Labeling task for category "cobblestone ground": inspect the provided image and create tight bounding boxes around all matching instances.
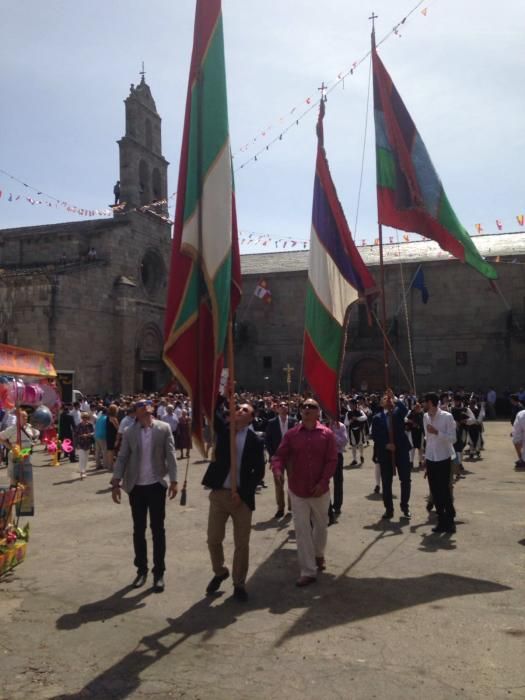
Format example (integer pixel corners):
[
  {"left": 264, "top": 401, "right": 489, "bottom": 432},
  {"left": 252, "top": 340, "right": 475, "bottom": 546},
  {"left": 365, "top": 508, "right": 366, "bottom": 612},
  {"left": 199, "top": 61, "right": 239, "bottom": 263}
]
[{"left": 0, "top": 421, "right": 524, "bottom": 699}]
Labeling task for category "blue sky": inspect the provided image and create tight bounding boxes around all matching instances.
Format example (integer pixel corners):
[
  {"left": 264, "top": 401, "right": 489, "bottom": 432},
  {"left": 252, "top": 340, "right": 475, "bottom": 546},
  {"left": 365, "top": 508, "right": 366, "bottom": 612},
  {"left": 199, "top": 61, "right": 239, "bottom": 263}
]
[{"left": 1, "top": 0, "right": 524, "bottom": 253}]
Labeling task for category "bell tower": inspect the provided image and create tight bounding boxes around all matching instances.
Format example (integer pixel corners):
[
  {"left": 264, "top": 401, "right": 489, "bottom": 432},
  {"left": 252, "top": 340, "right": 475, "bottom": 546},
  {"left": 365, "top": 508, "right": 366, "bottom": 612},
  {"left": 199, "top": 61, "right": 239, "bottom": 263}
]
[{"left": 117, "top": 70, "right": 169, "bottom": 215}]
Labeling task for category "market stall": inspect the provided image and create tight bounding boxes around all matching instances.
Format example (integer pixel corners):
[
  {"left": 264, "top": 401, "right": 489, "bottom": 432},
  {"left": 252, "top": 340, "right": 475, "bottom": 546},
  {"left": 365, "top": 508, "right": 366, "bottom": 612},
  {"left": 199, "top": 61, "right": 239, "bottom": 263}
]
[{"left": 0, "top": 343, "right": 59, "bottom": 577}]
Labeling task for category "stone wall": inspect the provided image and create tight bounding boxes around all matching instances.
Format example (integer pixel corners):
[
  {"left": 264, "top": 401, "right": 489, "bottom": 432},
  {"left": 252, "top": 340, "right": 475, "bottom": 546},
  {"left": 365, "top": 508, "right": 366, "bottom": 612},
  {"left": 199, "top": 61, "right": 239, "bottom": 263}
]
[{"left": 235, "top": 255, "right": 525, "bottom": 394}]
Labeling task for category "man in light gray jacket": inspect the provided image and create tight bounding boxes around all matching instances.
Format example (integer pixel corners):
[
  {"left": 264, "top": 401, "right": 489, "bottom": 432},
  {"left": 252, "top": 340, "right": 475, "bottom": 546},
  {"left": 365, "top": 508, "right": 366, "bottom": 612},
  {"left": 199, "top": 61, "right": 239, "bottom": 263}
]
[{"left": 111, "top": 400, "right": 178, "bottom": 592}]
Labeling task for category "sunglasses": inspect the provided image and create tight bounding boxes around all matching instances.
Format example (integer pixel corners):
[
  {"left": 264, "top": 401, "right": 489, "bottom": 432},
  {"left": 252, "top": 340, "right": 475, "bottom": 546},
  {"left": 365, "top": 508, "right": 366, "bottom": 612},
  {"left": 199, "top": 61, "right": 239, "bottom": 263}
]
[{"left": 301, "top": 403, "right": 319, "bottom": 410}]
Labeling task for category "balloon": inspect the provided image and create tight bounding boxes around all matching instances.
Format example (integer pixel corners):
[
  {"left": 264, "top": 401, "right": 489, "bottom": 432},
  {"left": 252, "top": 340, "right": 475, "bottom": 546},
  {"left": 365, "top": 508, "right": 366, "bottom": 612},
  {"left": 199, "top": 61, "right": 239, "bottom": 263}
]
[
  {"left": 39, "top": 382, "right": 61, "bottom": 412},
  {"left": 22, "top": 384, "right": 44, "bottom": 407},
  {"left": 30, "top": 405, "right": 53, "bottom": 430},
  {"left": 61, "top": 439, "right": 74, "bottom": 454},
  {"left": 47, "top": 441, "right": 57, "bottom": 454}
]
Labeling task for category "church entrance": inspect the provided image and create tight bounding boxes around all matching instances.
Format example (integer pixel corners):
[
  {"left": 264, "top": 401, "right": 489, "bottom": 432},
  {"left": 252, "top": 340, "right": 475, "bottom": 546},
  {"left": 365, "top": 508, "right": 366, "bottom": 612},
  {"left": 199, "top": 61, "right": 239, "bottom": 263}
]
[
  {"left": 142, "top": 370, "right": 157, "bottom": 393},
  {"left": 136, "top": 323, "right": 167, "bottom": 393},
  {"left": 350, "top": 357, "right": 383, "bottom": 393}
]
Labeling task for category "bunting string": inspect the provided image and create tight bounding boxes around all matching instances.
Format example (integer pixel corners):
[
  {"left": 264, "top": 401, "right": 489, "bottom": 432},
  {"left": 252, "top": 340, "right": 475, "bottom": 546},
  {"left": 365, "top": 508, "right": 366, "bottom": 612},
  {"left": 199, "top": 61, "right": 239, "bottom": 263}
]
[{"left": 233, "top": 0, "right": 432, "bottom": 171}]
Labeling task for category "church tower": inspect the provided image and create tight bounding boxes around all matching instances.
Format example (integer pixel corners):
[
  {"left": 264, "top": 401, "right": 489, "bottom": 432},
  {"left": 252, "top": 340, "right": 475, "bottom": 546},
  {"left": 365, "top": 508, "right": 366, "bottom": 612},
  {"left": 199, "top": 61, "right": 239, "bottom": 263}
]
[{"left": 117, "top": 72, "right": 169, "bottom": 214}]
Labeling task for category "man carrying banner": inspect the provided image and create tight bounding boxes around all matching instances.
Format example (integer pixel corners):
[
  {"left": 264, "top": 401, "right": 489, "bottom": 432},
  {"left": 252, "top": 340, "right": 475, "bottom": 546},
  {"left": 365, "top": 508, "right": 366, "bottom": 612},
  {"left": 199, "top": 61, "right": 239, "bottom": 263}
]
[{"left": 202, "top": 397, "right": 265, "bottom": 601}]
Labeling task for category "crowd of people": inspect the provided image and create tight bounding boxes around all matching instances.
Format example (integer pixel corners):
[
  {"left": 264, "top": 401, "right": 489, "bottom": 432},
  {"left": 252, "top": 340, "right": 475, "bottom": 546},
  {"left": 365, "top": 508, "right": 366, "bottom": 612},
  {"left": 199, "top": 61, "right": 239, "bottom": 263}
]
[{"left": 1, "top": 385, "right": 524, "bottom": 597}]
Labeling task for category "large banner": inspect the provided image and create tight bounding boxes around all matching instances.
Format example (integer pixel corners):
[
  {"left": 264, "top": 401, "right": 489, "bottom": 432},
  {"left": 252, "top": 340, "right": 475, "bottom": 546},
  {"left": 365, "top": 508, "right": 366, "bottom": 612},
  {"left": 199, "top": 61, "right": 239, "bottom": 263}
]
[{"left": 0, "top": 344, "right": 56, "bottom": 378}]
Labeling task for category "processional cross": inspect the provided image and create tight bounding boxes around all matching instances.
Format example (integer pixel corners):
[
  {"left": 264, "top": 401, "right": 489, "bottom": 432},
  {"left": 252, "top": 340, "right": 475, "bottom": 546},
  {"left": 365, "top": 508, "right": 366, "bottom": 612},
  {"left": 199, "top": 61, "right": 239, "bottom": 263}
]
[{"left": 283, "top": 364, "right": 294, "bottom": 398}]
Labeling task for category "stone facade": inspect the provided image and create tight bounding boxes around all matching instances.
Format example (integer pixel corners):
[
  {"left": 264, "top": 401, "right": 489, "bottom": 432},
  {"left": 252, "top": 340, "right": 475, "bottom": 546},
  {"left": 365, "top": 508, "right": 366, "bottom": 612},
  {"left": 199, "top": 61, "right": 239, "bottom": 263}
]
[
  {"left": 236, "top": 233, "right": 525, "bottom": 394},
  {"left": 0, "top": 78, "right": 172, "bottom": 395}
]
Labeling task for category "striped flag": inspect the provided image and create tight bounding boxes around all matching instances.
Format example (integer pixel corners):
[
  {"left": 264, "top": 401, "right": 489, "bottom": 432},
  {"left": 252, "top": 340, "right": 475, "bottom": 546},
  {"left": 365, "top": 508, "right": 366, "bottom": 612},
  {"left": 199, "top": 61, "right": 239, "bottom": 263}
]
[
  {"left": 254, "top": 279, "right": 272, "bottom": 304},
  {"left": 303, "top": 101, "right": 377, "bottom": 417},
  {"left": 372, "top": 40, "right": 497, "bottom": 280},
  {"left": 163, "top": 0, "right": 241, "bottom": 450}
]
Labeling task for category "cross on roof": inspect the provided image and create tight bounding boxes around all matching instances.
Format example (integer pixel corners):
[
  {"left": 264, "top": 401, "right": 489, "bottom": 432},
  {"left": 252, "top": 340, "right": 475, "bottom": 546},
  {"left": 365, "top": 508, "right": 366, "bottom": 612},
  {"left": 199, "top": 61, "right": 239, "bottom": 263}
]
[{"left": 140, "top": 61, "right": 146, "bottom": 82}]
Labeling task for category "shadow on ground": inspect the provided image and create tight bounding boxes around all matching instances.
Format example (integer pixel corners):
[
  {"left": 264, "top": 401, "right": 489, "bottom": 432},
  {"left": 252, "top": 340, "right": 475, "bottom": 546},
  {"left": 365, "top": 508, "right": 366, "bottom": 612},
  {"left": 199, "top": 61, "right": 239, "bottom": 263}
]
[{"left": 53, "top": 531, "right": 511, "bottom": 699}]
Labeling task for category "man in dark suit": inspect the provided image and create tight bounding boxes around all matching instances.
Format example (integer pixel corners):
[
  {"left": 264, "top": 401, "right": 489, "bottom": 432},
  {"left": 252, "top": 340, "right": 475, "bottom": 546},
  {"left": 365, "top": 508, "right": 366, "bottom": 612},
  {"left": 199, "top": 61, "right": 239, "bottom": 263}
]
[
  {"left": 203, "top": 400, "right": 265, "bottom": 602},
  {"left": 265, "top": 401, "right": 297, "bottom": 518},
  {"left": 371, "top": 388, "right": 412, "bottom": 519},
  {"left": 58, "top": 404, "right": 77, "bottom": 462}
]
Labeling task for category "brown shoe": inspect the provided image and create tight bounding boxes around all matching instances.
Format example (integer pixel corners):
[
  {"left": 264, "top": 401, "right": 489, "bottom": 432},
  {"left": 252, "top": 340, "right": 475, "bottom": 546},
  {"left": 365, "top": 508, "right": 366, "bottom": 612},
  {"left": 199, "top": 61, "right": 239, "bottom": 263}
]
[
  {"left": 296, "top": 576, "right": 316, "bottom": 587},
  {"left": 315, "top": 557, "right": 326, "bottom": 571}
]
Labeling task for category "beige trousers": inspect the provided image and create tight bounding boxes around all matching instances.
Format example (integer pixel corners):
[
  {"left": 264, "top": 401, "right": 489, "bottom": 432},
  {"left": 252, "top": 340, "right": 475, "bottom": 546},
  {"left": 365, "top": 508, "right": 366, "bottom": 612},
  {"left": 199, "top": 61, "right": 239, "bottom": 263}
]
[
  {"left": 207, "top": 489, "right": 253, "bottom": 586},
  {"left": 289, "top": 490, "right": 330, "bottom": 578},
  {"left": 273, "top": 472, "right": 292, "bottom": 512}
]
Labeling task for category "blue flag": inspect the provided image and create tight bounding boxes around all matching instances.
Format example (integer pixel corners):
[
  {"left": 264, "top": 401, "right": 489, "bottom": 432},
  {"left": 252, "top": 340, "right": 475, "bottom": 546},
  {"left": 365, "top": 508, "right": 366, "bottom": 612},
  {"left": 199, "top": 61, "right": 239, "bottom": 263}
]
[{"left": 411, "top": 267, "right": 429, "bottom": 304}]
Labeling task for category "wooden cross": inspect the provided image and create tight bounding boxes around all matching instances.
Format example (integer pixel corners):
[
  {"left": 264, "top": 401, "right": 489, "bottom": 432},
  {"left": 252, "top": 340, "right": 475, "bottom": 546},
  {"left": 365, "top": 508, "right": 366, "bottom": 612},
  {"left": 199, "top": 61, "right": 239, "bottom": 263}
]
[
  {"left": 283, "top": 364, "right": 294, "bottom": 397},
  {"left": 368, "top": 12, "right": 378, "bottom": 31}
]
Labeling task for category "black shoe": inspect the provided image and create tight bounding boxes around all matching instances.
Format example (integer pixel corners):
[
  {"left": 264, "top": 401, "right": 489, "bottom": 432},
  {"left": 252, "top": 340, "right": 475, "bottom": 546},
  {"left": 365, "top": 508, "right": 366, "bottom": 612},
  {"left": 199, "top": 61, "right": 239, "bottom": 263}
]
[
  {"left": 233, "top": 585, "right": 248, "bottom": 602},
  {"left": 426, "top": 501, "right": 434, "bottom": 512},
  {"left": 206, "top": 569, "right": 230, "bottom": 595},
  {"left": 350, "top": 460, "right": 358, "bottom": 466},
  {"left": 444, "top": 525, "right": 456, "bottom": 534},
  {"left": 153, "top": 576, "right": 165, "bottom": 593},
  {"left": 133, "top": 573, "right": 147, "bottom": 588},
  {"left": 401, "top": 507, "right": 411, "bottom": 519},
  {"left": 328, "top": 511, "right": 336, "bottom": 526},
  {"left": 382, "top": 510, "right": 394, "bottom": 520},
  {"left": 432, "top": 525, "right": 446, "bottom": 533},
  {"left": 374, "top": 485, "right": 380, "bottom": 494},
  {"left": 334, "top": 509, "right": 341, "bottom": 516},
  {"left": 360, "top": 456, "right": 364, "bottom": 464},
  {"left": 274, "top": 509, "right": 284, "bottom": 519}
]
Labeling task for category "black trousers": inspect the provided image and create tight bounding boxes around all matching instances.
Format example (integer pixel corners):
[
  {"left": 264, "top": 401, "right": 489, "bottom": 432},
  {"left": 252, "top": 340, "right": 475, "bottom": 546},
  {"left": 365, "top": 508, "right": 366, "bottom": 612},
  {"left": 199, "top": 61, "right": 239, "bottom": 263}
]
[
  {"left": 379, "top": 454, "right": 411, "bottom": 513},
  {"left": 129, "top": 482, "right": 167, "bottom": 577},
  {"left": 426, "top": 459, "right": 455, "bottom": 528},
  {"left": 329, "top": 453, "right": 344, "bottom": 514}
]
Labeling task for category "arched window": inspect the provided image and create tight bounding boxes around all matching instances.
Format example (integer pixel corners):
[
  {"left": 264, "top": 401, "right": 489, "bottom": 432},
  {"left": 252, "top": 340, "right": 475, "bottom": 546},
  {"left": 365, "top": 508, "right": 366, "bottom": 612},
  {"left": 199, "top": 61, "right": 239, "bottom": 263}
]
[
  {"left": 139, "top": 160, "right": 150, "bottom": 204},
  {"left": 152, "top": 168, "right": 162, "bottom": 201},
  {"left": 145, "top": 119, "right": 153, "bottom": 150}
]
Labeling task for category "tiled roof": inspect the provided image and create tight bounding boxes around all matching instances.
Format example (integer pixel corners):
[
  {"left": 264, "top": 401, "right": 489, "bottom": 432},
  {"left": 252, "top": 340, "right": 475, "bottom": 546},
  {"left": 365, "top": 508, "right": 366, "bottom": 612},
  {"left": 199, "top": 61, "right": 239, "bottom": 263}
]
[{"left": 240, "top": 231, "right": 525, "bottom": 275}]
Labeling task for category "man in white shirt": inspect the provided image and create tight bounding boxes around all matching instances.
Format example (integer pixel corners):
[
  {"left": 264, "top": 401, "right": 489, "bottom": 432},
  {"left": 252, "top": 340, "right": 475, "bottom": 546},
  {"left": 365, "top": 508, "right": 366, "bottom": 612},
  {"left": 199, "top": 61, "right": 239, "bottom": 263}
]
[
  {"left": 511, "top": 409, "right": 525, "bottom": 470},
  {"left": 423, "top": 392, "right": 458, "bottom": 534},
  {"left": 161, "top": 405, "right": 179, "bottom": 436},
  {"left": 264, "top": 401, "right": 296, "bottom": 518},
  {"left": 112, "top": 400, "right": 177, "bottom": 592}
]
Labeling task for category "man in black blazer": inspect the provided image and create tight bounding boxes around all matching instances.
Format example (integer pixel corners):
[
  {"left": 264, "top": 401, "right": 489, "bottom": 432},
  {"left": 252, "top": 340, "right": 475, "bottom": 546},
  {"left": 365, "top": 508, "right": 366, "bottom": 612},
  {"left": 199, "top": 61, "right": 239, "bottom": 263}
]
[
  {"left": 58, "top": 404, "right": 77, "bottom": 462},
  {"left": 371, "top": 389, "right": 412, "bottom": 520},
  {"left": 265, "top": 401, "right": 297, "bottom": 518},
  {"left": 202, "top": 401, "right": 265, "bottom": 602}
]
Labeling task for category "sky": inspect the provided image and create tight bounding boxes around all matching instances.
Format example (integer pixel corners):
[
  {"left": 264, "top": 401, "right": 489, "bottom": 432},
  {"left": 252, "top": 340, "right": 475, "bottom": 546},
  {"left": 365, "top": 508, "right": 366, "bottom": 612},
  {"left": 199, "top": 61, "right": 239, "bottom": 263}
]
[{"left": 1, "top": 0, "right": 524, "bottom": 254}]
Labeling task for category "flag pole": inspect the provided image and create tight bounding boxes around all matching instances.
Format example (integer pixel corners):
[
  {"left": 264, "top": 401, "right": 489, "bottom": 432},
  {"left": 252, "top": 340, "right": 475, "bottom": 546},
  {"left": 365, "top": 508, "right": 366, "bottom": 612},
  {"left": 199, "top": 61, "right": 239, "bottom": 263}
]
[
  {"left": 227, "top": 316, "right": 238, "bottom": 497},
  {"left": 370, "top": 14, "right": 390, "bottom": 390}
]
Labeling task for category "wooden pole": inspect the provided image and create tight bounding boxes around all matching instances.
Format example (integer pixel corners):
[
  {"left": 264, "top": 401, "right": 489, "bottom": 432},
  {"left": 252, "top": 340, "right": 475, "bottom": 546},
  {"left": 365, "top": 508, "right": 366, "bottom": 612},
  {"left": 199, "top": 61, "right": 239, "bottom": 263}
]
[
  {"left": 227, "top": 317, "right": 237, "bottom": 496},
  {"left": 378, "top": 222, "right": 390, "bottom": 389}
]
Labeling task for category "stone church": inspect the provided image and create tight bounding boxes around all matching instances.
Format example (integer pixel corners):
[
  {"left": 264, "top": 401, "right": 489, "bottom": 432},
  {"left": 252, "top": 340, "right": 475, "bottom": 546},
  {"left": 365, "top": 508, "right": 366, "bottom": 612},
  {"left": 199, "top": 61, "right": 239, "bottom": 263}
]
[
  {"left": 0, "top": 76, "right": 172, "bottom": 394},
  {"left": 236, "top": 233, "right": 525, "bottom": 395},
  {"left": 1, "top": 75, "right": 524, "bottom": 396}
]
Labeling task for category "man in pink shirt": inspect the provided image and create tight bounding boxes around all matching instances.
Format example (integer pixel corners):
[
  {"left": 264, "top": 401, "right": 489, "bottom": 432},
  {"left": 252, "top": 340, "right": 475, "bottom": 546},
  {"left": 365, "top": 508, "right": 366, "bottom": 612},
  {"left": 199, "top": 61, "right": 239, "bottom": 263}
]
[{"left": 271, "top": 399, "right": 338, "bottom": 586}]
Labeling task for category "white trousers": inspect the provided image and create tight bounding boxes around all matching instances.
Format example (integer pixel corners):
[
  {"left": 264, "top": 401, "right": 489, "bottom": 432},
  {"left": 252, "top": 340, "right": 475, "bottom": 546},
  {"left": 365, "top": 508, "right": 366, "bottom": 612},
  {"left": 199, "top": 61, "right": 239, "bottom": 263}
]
[
  {"left": 78, "top": 448, "right": 89, "bottom": 474},
  {"left": 289, "top": 490, "right": 330, "bottom": 578},
  {"left": 351, "top": 445, "right": 364, "bottom": 461}
]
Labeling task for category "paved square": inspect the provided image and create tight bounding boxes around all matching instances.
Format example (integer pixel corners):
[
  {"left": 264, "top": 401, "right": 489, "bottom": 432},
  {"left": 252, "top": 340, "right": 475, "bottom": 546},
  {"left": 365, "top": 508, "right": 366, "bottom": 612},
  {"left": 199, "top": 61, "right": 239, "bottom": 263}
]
[{"left": 0, "top": 421, "right": 524, "bottom": 699}]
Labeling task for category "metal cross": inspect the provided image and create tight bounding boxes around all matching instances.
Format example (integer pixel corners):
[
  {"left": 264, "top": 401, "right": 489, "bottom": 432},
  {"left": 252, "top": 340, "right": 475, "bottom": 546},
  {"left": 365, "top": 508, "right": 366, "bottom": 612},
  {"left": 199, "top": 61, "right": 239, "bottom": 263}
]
[
  {"left": 318, "top": 82, "right": 327, "bottom": 102},
  {"left": 368, "top": 12, "right": 378, "bottom": 30},
  {"left": 140, "top": 61, "right": 146, "bottom": 81}
]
